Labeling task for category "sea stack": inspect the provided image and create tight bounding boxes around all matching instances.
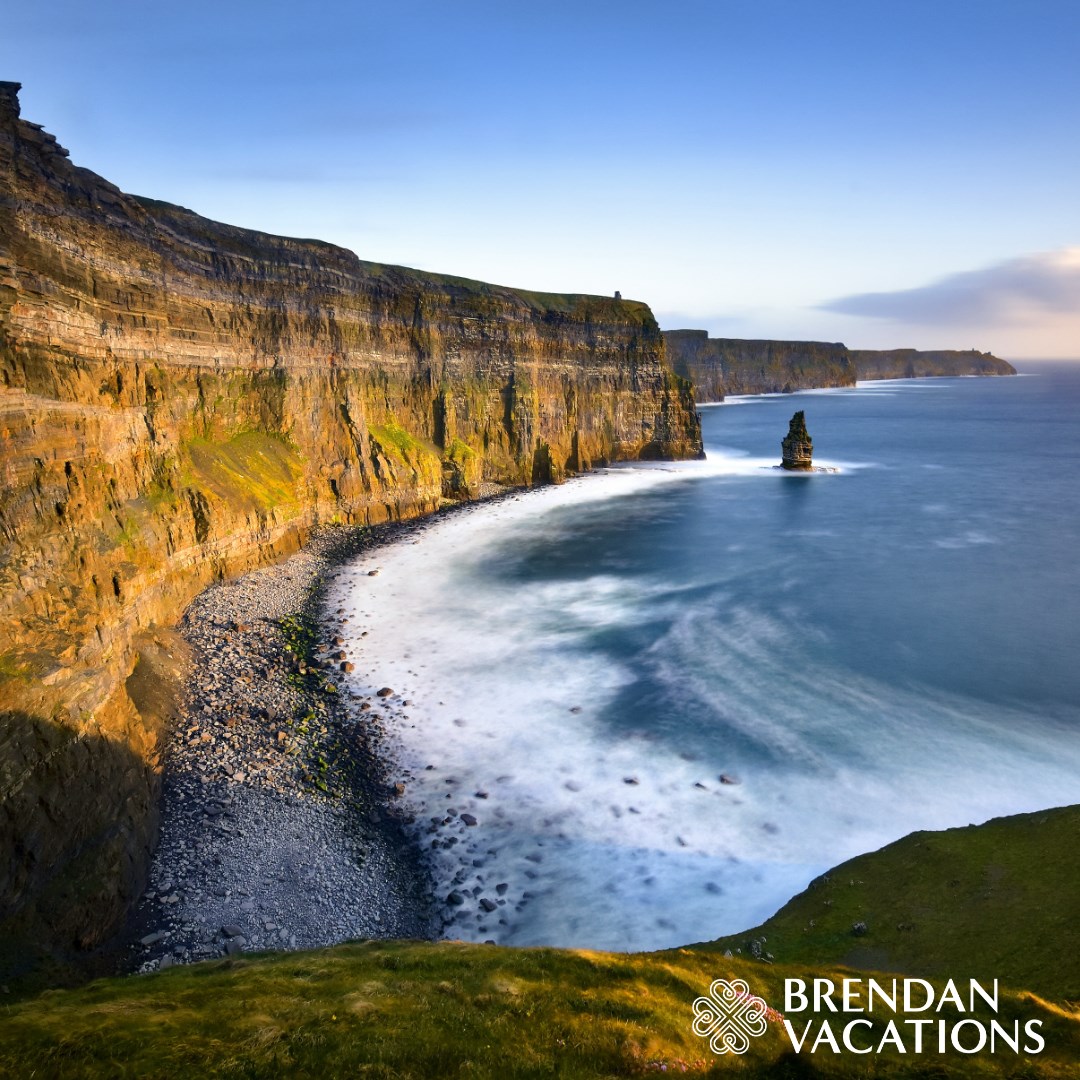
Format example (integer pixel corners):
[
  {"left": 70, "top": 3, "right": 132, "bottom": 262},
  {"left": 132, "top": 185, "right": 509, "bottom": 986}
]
[{"left": 781, "top": 411, "right": 813, "bottom": 470}]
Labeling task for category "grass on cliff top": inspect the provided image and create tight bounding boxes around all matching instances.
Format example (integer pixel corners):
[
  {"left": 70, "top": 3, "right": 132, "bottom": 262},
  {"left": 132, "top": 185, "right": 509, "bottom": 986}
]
[
  {"left": 133, "top": 194, "right": 654, "bottom": 324},
  {"left": 184, "top": 431, "right": 303, "bottom": 514},
  {"left": 697, "top": 804, "right": 1080, "bottom": 1004},
  {"left": 1, "top": 940, "right": 1075, "bottom": 1079}
]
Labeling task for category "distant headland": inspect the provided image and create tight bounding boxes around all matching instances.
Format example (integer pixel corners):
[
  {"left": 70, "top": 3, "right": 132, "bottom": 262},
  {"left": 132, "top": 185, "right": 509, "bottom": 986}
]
[{"left": 663, "top": 329, "right": 1017, "bottom": 402}]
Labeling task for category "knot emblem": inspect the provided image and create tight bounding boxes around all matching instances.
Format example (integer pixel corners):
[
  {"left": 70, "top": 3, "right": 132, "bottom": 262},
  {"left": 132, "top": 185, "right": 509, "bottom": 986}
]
[{"left": 692, "top": 978, "right": 769, "bottom": 1055}]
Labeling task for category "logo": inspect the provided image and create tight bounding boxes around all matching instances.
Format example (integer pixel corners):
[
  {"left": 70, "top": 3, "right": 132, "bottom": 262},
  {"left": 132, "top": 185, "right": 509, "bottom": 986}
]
[{"left": 691, "top": 978, "right": 769, "bottom": 1054}]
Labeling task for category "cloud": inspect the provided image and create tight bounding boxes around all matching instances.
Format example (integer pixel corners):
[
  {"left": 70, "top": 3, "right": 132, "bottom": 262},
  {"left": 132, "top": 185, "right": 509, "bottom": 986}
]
[{"left": 820, "top": 248, "right": 1080, "bottom": 327}]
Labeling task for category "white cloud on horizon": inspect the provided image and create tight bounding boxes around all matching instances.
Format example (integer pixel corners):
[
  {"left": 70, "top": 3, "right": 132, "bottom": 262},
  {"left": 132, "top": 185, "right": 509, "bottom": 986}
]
[
  {"left": 819, "top": 248, "right": 1080, "bottom": 327},
  {"left": 658, "top": 249, "right": 1080, "bottom": 359}
]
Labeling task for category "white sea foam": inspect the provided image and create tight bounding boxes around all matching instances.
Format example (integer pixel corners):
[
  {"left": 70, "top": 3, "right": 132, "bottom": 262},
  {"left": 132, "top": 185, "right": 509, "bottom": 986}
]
[
  {"left": 933, "top": 530, "right": 1000, "bottom": 549},
  {"left": 325, "top": 456, "right": 1080, "bottom": 952}
]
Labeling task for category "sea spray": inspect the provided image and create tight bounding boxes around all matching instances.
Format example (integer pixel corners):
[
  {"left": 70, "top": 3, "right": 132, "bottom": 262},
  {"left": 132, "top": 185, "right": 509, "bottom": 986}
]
[{"left": 329, "top": 373, "right": 1080, "bottom": 950}]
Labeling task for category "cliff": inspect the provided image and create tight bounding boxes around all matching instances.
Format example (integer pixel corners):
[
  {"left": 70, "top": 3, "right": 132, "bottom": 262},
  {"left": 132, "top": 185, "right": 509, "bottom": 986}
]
[
  {"left": 663, "top": 329, "right": 1016, "bottom": 402},
  {"left": 0, "top": 81, "right": 701, "bottom": 977},
  {"left": 846, "top": 347, "right": 1017, "bottom": 381},
  {"left": 662, "top": 330, "right": 855, "bottom": 398}
]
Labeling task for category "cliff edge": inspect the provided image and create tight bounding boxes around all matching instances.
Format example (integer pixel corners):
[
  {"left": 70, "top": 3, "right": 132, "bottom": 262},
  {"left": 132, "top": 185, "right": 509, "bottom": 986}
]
[
  {"left": 663, "top": 329, "right": 1016, "bottom": 401},
  {"left": 0, "top": 81, "right": 701, "bottom": 978}
]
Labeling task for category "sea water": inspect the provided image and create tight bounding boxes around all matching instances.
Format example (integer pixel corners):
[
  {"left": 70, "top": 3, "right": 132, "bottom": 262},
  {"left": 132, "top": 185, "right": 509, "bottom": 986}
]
[{"left": 327, "top": 362, "right": 1080, "bottom": 951}]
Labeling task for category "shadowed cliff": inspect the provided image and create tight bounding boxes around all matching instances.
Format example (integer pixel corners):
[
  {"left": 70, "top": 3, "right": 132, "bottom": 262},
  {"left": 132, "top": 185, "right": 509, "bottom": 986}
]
[
  {"left": 664, "top": 329, "right": 1016, "bottom": 401},
  {"left": 0, "top": 80, "right": 701, "bottom": 974}
]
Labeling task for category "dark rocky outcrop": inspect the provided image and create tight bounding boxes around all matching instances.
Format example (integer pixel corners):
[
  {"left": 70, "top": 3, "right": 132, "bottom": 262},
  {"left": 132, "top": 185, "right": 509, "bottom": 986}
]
[
  {"left": 0, "top": 82, "right": 701, "bottom": 977},
  {"left": 663, "top": 329, "right": 1016, "bottom": 402},
  {"left": 780, "top": 411, "right": 813, "bottom": 470}
]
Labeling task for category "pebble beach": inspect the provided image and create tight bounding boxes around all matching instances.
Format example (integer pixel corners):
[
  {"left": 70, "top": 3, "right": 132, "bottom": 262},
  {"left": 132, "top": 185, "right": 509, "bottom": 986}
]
[{"left": 125, "top": 521, "right": 441, "bottom": 973}]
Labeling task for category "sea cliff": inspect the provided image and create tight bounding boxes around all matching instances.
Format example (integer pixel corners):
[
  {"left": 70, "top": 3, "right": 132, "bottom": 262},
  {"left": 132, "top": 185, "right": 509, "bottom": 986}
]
[
  {"left": 0, "top": 81, "right": 701, "bottom": 976},
  {"left": 663, "top": 328, "right": 1016, "bottom": 401}
]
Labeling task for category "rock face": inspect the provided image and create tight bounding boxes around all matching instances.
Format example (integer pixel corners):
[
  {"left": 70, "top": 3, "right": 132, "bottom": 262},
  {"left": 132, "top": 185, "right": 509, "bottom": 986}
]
[
  {"left": 780, "top": 411, "right": 813, "bottom": 470},
  {"left": 663, "top": 329, "right": 1016, "bottom": 402},
  {"left": 845, "top": 348, "right": 1016, "bottom": 381},
  {"left": 0, "top": 82, "right": 702, "bottom": 976},
  {"left": 663, "top": 331, "right": 855, "bottom": 398}
]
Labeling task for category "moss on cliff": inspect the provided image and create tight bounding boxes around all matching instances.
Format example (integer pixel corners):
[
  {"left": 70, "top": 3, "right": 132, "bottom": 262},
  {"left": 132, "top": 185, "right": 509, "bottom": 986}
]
[
  {"left": 442, "top": 437, "right": 482, "bottom": 499},
  {"left": 184, "top": 432, "right": 304, "bottom": 515},
  {"left": 367, "top": 422, "right": 436, "bottom": 463}
]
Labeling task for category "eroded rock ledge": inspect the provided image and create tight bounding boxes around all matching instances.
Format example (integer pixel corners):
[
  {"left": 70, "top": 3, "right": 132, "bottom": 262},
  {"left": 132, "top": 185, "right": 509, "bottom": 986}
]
[{"left": 0, "top": 81, "right": 701, "bottom": 979}]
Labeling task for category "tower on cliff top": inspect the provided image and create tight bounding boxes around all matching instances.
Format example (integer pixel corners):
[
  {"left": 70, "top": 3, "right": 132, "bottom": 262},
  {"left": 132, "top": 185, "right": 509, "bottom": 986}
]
[{"left": 781, "top": 410, "right": 813, "bottom": 470}]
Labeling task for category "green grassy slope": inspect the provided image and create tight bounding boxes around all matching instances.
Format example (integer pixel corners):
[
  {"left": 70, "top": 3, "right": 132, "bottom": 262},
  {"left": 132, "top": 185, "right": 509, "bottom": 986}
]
[
  {"left": 2, "top": 808, "right": 1076, "bottom": 1078},
  {"left": 0, "top": 941, "right": 1075, "bottom": 1078},
  {"left": 697, "top": 805, "right": 1080, "bottom": 1003}
]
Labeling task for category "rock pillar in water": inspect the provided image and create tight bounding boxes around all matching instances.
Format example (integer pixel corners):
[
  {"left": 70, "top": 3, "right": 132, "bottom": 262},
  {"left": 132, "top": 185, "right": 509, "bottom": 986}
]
[{"left": 781, "top": 410, "right": 813, "bottom": 470}]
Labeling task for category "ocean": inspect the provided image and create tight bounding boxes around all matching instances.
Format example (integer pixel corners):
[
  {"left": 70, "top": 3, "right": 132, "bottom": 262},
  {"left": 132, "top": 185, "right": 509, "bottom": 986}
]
[{"left": 326, "top": 362, "right": 1080, "bottom": 952}]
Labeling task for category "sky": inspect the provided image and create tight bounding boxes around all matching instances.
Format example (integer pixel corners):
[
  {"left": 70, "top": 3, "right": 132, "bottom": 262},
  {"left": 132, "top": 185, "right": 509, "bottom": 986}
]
[{"left": 4, "top": 0, "right": 1080, "bottom": 358}]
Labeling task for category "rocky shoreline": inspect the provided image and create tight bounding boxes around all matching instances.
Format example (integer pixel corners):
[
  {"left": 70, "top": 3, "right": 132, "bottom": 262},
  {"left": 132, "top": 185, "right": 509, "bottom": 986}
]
[{"left": 124, "top": 519, "right": 456, "bottom": 973}]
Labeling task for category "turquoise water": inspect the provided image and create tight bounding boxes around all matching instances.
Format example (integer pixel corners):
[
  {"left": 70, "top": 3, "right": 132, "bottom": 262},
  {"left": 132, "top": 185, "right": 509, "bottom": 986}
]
[{"left": 331, "top": 363, "right": 1080, "bottom": 950}]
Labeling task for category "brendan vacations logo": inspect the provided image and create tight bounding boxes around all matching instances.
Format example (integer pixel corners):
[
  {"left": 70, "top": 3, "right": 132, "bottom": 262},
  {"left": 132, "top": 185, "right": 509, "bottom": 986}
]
[
  {"left": 692, "top": 977, "right": 1046, "bottom": 1059},
  {"left": 691, "top": 979, "right": 770, "bottom": 1054}
]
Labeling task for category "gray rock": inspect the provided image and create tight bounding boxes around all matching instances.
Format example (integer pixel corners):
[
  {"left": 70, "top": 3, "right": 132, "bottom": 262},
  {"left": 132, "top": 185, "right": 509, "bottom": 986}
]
[{"left": 221, "top": 924, "right": 245, "bottom": 938}]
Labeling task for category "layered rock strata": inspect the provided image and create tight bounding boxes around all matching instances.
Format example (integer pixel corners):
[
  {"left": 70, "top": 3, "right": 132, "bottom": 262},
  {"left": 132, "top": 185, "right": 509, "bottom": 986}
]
[
  {"left": 663, "top": 329, "right": 1016, "bottom": 401},
  {"left": 845, "top": 347, "right": 1017, "bottom": 381},
  {"left": 663, "top": 331, "right": 855, "bottom": 398},
  {"left": 780, "top": 411, "right": 813, "bottom": 470},
  {"left": 0, "top": 81, "right": 701, "bottom": 977}
]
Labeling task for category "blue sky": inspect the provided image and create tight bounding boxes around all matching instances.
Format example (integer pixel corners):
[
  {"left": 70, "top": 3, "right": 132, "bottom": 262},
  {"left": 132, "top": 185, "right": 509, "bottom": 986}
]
[{"left": 5, "top": 0, "right": 1080, "bottom": 356}]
